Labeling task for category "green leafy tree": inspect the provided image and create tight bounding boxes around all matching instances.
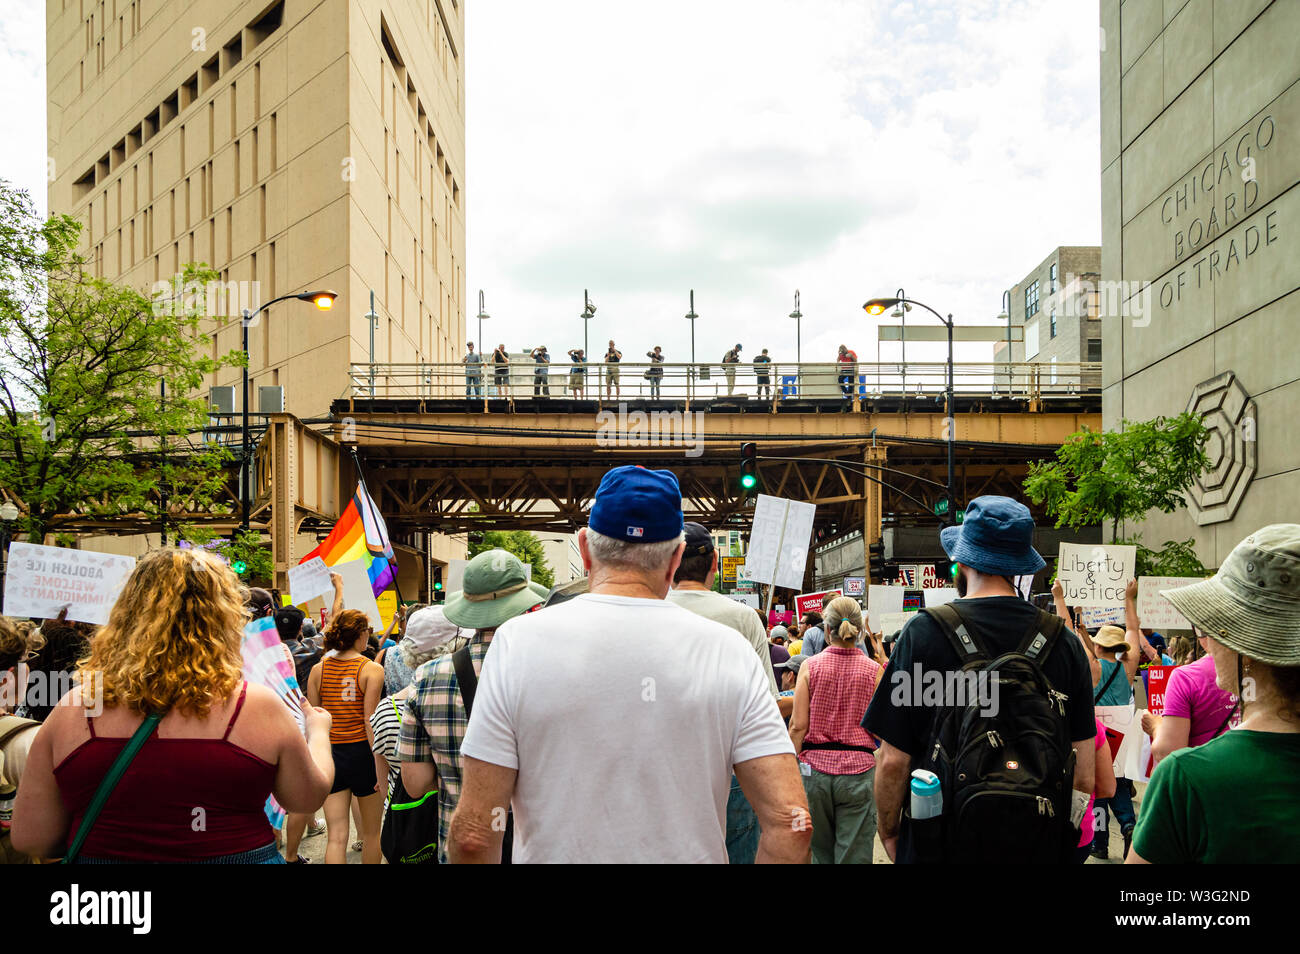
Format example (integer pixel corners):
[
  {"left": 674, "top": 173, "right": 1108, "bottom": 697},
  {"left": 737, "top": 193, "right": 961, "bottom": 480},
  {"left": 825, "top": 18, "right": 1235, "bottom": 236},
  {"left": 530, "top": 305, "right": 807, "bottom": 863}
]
[
  {"left": 1120, "top": 535, "right": 1210, "bottom": 578},
  {"left": 1023, "top": 413, "right": 1210, "bottom": 541},
  {"left": 0, "top": 181, "right": 241, "bottom": 541},
  {"left": 468, "top": 530, "right": 555, "bottom": 588},
  {"left": 178, "top": 525, "right": 275, "bottom": 586}
]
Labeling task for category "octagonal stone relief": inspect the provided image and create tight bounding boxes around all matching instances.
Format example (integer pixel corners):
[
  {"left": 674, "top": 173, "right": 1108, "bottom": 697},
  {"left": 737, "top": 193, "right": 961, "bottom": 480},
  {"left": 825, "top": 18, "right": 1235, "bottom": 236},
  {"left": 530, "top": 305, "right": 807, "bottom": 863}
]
[{"left": 1185, "top": 371, "right": 1257, "bottom": 526}]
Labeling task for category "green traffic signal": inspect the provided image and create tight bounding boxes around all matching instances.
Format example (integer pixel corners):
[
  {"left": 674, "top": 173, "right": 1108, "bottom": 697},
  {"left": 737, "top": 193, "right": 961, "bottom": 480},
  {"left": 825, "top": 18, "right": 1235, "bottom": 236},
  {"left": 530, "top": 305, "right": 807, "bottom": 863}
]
[
  {"left": 231, "top": 559, "right": 247, "bottom": 574},
  {"left": 434, "top": 580, "right": 444, "bottom": 591},
  {"left": 740, "top": 473, "right": 757, "bottom": 490}
]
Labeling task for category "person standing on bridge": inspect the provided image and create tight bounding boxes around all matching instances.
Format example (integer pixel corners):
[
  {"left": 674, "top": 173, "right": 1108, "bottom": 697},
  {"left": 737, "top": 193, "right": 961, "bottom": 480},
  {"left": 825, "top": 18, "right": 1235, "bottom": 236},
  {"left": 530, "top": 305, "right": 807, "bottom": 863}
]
[
  {"left": 492, "top": 343, "right": 510, "bottom": 398},
  {"left": 645, "top": 345, "right": 665, "bottom": 400},
  {"left": 837, "top": 344, "right": 858, "bottom": 409},
  {"left": 568, "top": 348, "right": 586, "bottom": 399},
  {"left": 753, "top": 348, "right": 773, "bottom": 400},
  {"left": 722, "top": 344, "right": 742, "bottom": 396},
  {"left": 448, "top": 466, "right": 809, "bottom": 863},
  {"left": 530, "top": 345, "right": 551, "bottom": 398},
  {"left": 464, "top": 342, "right": 483, "bottom": 398},
  {"left": 604, "top": 340, "right": 623, "bottom": 401}
]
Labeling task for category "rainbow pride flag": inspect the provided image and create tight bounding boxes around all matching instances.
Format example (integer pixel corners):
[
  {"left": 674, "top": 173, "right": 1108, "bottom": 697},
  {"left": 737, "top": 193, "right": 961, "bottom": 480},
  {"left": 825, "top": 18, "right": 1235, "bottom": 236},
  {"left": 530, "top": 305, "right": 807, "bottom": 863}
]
[{"left": 299, "top": 486, "right": 396, "bottom": 596}]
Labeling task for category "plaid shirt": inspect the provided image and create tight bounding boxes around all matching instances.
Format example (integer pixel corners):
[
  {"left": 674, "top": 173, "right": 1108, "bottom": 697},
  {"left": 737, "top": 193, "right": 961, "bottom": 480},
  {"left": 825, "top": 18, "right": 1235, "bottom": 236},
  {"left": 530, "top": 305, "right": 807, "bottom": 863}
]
[{"left": 397, "top": 633, "right": 492, "bottom": 863}]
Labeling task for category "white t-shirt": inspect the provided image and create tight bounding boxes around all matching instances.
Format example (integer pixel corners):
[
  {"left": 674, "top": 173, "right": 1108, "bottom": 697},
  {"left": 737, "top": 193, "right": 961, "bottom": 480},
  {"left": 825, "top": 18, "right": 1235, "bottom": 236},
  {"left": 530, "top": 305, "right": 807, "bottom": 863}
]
[
  {"left": 667, "top": 587, "right": 779, "bottom": 698},
  {"left": 459, "top": 593, "right": 795, "bottom": 863}
]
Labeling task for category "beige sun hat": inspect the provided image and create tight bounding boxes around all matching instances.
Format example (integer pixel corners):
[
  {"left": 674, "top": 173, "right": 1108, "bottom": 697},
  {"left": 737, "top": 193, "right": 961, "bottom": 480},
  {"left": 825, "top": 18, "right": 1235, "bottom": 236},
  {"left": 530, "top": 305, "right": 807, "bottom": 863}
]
[
  {"left": 1091, "top": 625, "right": 1130, "bottom": 653},
  {"left": 1161, "top": 524, "right": 1300, "bottom": 667}
]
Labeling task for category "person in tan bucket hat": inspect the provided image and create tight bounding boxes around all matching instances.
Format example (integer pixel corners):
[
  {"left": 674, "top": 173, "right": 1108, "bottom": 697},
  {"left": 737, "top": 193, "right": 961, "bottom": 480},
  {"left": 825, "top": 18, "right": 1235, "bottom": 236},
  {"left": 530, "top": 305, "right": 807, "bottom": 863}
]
[{"left": 1127, "top": 524, "right": 1300, "bottom": 864}]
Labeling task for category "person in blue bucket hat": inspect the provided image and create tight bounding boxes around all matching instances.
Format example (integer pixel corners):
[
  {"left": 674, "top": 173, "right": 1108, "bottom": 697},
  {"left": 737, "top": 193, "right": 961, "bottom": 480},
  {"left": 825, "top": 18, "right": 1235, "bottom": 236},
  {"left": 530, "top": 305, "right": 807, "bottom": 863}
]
[{"left": 862, "top": 495, "right": 1099, "bottom": 864}]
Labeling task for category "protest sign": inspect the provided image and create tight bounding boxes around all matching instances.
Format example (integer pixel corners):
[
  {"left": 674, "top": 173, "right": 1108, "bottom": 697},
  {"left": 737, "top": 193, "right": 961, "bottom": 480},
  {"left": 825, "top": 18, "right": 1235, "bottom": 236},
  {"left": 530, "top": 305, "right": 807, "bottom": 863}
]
[
  {"left": 1136, "top": 576, "right": 1201, "bottom": 630},
  {"left": 880, "top": 612, "right": 914, "bottom": 636},
  {"left": 922, "top": 587, "right": 958, "bottom": 608},
  {"left": 794, "top": 589, "right": 841, "bottom": 620},
  {"left": 2, "top": 542, "right": 135, "bottom": 626},
  {"left": 1146, "top": 666, "right": 1171, "bottom": 715},
  {"left": 331, "top": 558, "right": 383, "bottom": 628},
  {"left": 727, "top": 593, "right": 760, "bottom": 609},
  {"left": 895, "top": 565, "right": 919, "bottom": 587},
  {"left": 1079, "top": 605, "right": 1125, "bottom": 629},
  {"left": 1057, "top": 543, "right": 1136, "bottom": 607},
  {"left": 867, "top": 585, "right": 904, "bottom": 633},
  {"left": 743, "top": 495, "right": 816, "bottom": 591},
  {"left": 768, "top": 609, "right": 793, "bottom": 627},
  {"left": 1097, "top": 703, "right": 1144, "bottom": 779},
  {"left": 287, "top": 556, "right": 333, "bottom": 605}
]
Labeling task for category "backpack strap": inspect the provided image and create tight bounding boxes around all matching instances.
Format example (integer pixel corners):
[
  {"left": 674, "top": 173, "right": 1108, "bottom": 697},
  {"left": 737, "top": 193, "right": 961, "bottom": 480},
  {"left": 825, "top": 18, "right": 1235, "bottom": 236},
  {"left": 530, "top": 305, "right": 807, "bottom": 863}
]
[
  {"left": 452, "top": 646, "right": 477, "bottom": 718},
  {"left": 1093, "top": 659, "right": 1123, "bottom": 703},
  {"left": 921, "top": 603, "right": 987, "bottom": 663},
  {"left": 1017, "top": 609, "right": 1066, "bottom": 665},
  {"left": 62, "top": 711, "right": 164, "bottom": 864}
]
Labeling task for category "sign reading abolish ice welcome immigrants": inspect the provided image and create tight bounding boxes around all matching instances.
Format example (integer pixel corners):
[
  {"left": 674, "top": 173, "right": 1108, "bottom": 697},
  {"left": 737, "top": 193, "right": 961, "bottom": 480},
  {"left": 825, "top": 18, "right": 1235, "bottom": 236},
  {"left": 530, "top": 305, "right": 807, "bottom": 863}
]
[{"left": 3, "top": 542, "right": 135, "bottom": 625}]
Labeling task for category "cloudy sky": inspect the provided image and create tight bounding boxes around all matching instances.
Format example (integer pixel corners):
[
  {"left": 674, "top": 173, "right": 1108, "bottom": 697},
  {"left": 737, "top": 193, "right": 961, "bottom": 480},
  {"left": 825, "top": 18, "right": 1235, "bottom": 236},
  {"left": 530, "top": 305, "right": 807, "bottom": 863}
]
[{"left": 2, "top": 0, "right": 1101, "bottom": 367}]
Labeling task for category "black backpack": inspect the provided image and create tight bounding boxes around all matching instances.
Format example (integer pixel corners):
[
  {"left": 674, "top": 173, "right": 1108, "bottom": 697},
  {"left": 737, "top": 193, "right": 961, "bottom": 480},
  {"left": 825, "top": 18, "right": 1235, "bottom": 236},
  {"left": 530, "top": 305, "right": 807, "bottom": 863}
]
[{"left": 911, "top": 603, "right": 1078, "bottom": 864}]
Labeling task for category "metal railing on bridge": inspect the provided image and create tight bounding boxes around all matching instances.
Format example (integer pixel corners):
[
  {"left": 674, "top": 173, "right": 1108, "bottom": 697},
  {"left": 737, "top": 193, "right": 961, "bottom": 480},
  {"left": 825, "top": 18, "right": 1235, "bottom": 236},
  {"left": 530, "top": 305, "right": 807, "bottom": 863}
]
[{"left": 347, "top": 360, "right": 1101, "bottom": 405}]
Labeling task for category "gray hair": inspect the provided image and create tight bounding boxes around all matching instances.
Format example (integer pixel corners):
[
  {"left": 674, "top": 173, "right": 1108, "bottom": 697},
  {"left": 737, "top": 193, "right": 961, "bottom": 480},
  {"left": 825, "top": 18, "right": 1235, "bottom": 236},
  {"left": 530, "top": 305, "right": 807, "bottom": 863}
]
[{"left": 586, "top": 528, "right": 684, "bottom": 573}]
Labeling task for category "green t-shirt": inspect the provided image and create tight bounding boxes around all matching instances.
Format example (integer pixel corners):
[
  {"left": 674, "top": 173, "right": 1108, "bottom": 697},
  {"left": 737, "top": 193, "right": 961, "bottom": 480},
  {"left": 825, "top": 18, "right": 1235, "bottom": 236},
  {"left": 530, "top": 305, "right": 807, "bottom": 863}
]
[{"left": 1132, "top": 729, "right": 1300, "bottom": 863}]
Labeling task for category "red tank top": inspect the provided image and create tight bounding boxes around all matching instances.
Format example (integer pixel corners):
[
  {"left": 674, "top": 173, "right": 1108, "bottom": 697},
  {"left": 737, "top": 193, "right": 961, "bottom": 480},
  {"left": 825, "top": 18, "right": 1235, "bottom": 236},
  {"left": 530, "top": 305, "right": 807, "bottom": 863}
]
[{"left": 53, "top": 683, "right": 278, "bottom": 862}]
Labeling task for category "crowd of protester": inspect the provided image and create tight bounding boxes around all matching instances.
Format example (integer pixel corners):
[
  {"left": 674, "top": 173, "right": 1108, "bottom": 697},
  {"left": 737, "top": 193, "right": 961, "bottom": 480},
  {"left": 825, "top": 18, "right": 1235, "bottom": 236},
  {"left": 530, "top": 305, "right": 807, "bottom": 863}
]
[{"left": 2, "top": 469, "right": 1298, "bottom": 864}]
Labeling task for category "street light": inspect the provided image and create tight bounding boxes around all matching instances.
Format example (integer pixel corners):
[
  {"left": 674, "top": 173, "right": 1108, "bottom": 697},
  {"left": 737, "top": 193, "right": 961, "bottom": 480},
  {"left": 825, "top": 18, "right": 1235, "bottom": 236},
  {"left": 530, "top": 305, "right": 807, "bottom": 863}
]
[
  {"left": 685, "top": 289, "right": 698, "bottom": 400},
  {"left": 864, "top": 294, "right": 955, "bottom": 525},
  {"left": 476, "top": 289, "right": 490, "bottom": 355},
  {"left": 239, "top": 289, "right": 337, "bottom": 533},
  {"left": 789, "top": 289, "right": 802, "bottom": 366},
  {"left": 581, "top": 290, "right": 597, "bottom": 385}
]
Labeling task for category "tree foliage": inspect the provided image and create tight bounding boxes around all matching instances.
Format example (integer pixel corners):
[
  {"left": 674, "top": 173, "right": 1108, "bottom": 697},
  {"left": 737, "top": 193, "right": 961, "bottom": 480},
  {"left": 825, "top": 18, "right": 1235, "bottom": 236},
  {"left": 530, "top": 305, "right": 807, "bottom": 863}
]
[
  {"left": 177, "top": 525, "right": 275, "bottom": 586},
  {"left": 468, "top": 530, "right": 556, "bottom": 588},
  {"left": 0, "top": 181, "right": 241, "bottom": 541},
  {"left": 1121, "top": 535, "right": 1210, "bottom": 578},
  {"left": 1023, "top": 414, "right": 1210, "bottom": 540}
]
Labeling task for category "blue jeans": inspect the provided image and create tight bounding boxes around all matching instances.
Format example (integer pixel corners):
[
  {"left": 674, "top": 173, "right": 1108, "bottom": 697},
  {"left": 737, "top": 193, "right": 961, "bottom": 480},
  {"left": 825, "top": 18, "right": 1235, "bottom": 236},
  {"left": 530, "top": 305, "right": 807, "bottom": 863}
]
[
  {"left": 1092, "top": 777, "right": 1136, "bottom": 850},
  {"left": 726, "top": 775, "right": 759, "bottom": 864}
]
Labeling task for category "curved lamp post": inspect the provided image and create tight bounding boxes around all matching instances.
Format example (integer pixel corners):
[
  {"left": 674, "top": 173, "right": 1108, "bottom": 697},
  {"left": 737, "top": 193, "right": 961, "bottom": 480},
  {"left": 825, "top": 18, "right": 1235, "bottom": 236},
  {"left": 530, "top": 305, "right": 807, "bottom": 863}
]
[
  {"left": 239, "top": 289, "right": 337, "bottom": 531},
  {"left": 864, "top": 295, "right": 955, "bottom": 524}
]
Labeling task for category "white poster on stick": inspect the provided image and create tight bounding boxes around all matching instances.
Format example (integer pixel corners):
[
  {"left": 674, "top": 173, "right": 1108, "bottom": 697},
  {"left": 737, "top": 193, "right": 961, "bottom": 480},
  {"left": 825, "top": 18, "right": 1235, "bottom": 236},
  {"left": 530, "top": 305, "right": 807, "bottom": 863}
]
[
  {"left": 1137, "top": 576, "right": 1201, "bottom": 630},
  {"left": 742, "top": 494, "right": 816, "bottom": 591},
  {"left": 1056, "top": 543, "right": 1136, "bottom": 607},
  {"left": 331, "top": 558, "right": 383, "bottom": 629},
  {"left": 2, "top": 542, "right": 135, "bottom": 625},
  {"left": 287, "top": 557, "right": 334, "bottom": 605}
]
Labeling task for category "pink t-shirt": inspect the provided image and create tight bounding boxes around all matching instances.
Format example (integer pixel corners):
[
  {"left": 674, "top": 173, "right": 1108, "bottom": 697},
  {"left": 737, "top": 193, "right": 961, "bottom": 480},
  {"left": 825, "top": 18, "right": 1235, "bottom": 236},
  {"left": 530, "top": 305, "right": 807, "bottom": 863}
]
[
  {"left": 1079, "top": 718, "right": 1106, "bottom": 848},
  {"left": 1162, "top": 655, "right": 1237, "bottom": 747}
]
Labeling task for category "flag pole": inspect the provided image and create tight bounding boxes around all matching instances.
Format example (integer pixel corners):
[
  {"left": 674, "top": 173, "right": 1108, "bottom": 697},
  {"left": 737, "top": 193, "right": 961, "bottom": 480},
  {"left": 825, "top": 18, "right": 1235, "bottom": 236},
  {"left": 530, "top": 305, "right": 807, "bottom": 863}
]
[{"left": 349, "top": 446, "right": 405, "bottom": 606}]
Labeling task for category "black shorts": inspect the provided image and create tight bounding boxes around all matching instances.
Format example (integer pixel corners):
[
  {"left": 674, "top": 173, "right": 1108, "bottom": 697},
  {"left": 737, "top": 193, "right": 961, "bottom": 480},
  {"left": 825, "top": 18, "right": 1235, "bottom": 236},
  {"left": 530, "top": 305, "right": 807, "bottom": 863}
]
[{"left": 330, "top": 740, "right": 378, "bottom": 795}]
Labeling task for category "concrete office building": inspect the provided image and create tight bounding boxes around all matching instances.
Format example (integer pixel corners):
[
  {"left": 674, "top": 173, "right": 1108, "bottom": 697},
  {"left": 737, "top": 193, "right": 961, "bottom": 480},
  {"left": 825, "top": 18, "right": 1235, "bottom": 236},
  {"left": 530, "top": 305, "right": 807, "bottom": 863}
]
[
  {"left": 997, "top": 246, "right": 1103, "bottom": 371},
  {"left": 1099, "top": 0, "right": 1299, "bottom": 566},
  {"left": 47, "top": 0, "right": 468, "bottom": 582}
]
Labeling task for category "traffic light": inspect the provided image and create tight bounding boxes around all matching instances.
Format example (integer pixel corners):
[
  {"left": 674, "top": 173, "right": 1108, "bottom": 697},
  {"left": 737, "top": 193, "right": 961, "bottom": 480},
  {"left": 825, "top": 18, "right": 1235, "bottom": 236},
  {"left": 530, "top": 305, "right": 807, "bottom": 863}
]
[
  {"left": 739, "top": 442, "right": 759, "bottom": 494},
  {"left": 433, "top": 566, "right": 445, "bottom": 602}
]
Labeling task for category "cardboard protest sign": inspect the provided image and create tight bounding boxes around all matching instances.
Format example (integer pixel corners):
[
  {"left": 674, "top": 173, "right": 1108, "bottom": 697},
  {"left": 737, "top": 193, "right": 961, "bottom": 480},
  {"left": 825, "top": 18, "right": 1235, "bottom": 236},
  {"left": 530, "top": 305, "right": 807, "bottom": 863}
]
[
  {"left": 1079, "top": 605, "right": 1125, "bottom": 629},
  {"left": 1056, "top": 543, "right": 1136, "bottom": 607},
  {"left": 880, "top": 612, "right": 914, "bottom": 636},
  {"left": 1136, "top": 576, "right": 1201, "bottom": 630},
  {"left": 287, "top": 556, "right": 333, "bottom": 605},
  {"left": 794, "top": 589, "right": 841, "bottom": 620},
  {"left": 2, "top": 542, "right": 135, "bottom": 625}
]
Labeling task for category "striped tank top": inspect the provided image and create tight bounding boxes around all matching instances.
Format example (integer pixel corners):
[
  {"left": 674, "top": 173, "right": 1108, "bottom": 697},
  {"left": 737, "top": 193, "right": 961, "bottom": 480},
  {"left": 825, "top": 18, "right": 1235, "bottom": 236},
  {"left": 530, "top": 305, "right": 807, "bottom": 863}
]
[{"left": 321, "top": 654, "right": 369, "bottom": 743}]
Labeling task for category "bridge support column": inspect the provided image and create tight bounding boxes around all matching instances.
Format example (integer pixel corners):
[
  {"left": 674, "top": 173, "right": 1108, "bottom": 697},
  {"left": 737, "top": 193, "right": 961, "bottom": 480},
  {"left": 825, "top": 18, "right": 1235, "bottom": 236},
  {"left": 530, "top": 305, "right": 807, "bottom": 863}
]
[
  {"left": 862, "top": 444, "right": 885, "bottom": 587},
  {"left": 268, "top": 415, "right": 298, "bottom": 594}
]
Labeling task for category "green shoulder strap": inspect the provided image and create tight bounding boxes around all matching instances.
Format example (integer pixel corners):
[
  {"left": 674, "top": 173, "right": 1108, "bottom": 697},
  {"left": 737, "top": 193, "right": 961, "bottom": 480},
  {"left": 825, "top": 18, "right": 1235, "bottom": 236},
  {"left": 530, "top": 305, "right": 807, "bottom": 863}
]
[{"left": 62, "top": 711, "right": 164, "bottom": 865}]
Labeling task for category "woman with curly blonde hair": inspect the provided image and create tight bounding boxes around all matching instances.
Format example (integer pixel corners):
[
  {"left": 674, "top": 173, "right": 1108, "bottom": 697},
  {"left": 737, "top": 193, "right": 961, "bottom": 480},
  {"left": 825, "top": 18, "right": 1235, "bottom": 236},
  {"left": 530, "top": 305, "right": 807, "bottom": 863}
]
[{"left": 12, "top": 548, "right": 335, "bottom": 863}]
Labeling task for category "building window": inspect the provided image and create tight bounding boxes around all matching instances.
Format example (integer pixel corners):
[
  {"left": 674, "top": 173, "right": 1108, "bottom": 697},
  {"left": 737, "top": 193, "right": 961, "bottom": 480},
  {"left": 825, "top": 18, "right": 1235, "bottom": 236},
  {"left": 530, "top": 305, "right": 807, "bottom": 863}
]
[
  {"left": 1049, "top": 262, "right": 1058, "bottom": 294},
  {"left": 1025, "top": 320, "right": 1039, "bottom": 359},
  {"left": 1049, "top": 308, "right": 1057, "bottom": 338},
  {"left": 1086, "top": 339, "right": 1102, "bottom": 362},
  {"left": 1024, "top": 280, "right": 1039, "bottom": 319}
]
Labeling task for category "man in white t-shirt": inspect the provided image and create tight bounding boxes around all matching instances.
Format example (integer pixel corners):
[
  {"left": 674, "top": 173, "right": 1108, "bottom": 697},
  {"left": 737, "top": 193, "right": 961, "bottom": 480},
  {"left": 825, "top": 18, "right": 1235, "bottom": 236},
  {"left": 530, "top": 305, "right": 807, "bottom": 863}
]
[
  {"left": 450, "top": 466, "right": 810, "bottom": 863},
  {"left": 667, "top": 522, "right": 779, "bottom": 863}
]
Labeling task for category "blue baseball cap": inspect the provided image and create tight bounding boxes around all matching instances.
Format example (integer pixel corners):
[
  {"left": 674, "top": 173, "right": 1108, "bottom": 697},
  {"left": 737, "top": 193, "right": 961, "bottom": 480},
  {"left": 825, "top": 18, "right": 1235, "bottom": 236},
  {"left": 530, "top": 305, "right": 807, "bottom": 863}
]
[
  {"left": 939, "top": 495, "right": 1045, "bottom": 577},
  {"left": 589, "top": 466, "right": 684, "bottom": 543}
]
